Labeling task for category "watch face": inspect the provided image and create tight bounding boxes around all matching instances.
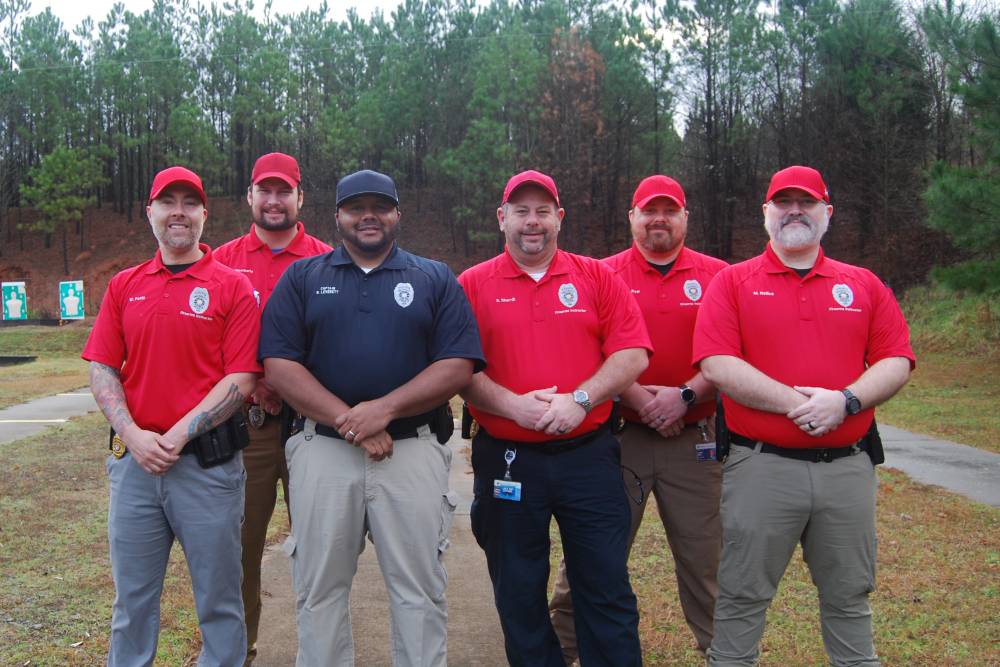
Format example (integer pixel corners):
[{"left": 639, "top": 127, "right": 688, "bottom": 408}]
[
  {"left": 680, "top": 386, "right": 696, "bottom": 404},
  {"left": 847, "top": 397, "right": 862, "bottom": 415},
  {"left": 573, "top": 390, "right": 589, "bottom": 403}
]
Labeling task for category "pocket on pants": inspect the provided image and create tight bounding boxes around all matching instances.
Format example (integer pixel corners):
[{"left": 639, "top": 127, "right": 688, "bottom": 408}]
[{"left": 438, "top": 490, "right": 459, "bottom": 556}]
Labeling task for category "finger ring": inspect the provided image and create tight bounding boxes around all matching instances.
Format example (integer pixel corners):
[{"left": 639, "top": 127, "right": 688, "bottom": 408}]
[
  {"left": 557, "top": 427, "right": 568, "bottom": 434},
  {"left": 807, "top": 421, "right": 815, "bottom": 430},
  {"left": 347, "top": 430, "right": 356, "bottom": 439}
]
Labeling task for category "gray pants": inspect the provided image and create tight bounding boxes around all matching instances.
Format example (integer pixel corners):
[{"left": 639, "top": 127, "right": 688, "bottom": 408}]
[
  {"left": 284, "top": 421, "right": 457, "bottom": 667},
  {"left": 106, "top": 452, "right": 247, "bottom": 667},
  {"left": 708, "top": 443, "right": 880, "bottom": 667}
]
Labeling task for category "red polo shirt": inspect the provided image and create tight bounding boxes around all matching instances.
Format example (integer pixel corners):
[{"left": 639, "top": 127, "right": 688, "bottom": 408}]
[
  {"left": 604, "top": 244, "right": 727, "bottom": 424},
  {"left": 459, "top": 248, "right": 652, "bottom": 442},
  {"left": 214, "top": 222, "right": 332, "bottom": 308},
  {"left": 692, "top": 243, "right": 915, "bottom": 448},
  {"left": 82, "top": 244, "right": 263, "bottom": 433}
]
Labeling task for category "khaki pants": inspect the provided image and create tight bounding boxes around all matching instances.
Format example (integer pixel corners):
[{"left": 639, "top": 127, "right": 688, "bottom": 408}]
[
  {"left": 707, "top": 443, "right": 879, "bottom": 667},
  {"left": 240, "top": 415, "right": 290, "bottom": 664},
  {"left": 549, "top": 422, "right": 722, "bottom": 662},
  {"left": 284, "top": 420, "right": 458, "bottom": 667}
]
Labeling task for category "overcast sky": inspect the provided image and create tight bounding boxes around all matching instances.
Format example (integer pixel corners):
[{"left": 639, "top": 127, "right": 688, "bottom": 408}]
[{"left": 31, "top": 0, "right": 407, "bottom": 32}]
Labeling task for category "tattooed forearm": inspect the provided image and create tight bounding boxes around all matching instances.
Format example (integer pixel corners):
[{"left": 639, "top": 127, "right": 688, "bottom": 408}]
[
  {"left": 89, "top": 361, "right": 135, "bottom": 435},
  {"left": 187, "top": 383, "right": 245, "bottom": 440}
]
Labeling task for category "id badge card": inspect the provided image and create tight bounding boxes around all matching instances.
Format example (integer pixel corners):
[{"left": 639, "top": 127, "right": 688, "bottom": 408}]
[
  {"left": 696, "top": 442, "right": 716, "bottom": 462},
  {"left": 494, "top": 479, "right": 522, "bottom": 501}
]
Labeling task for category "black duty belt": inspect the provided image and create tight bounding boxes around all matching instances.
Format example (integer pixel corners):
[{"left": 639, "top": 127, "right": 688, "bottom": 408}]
[
  {"left": 315, "top": 421, "right": 435, "bottom": 441},
  {"left": 730, "top": 431, "right": 867, "bottom": 463},
  {"left": 477, "top": 423, "right": 609, "bottom": 455}
]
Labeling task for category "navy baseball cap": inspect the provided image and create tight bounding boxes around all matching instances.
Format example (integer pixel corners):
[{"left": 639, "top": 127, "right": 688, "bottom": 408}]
[{"left": 336, "top": 170, "right": 399, "bottom": 207}]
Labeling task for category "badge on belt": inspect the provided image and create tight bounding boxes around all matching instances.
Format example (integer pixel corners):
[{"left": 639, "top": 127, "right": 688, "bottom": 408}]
[
  {"left": 493, "top": 448, "right": 522, "bottom": 501},
  {"left": 248, "top": 404, "right": 266, "bottom": 430},
  {"left": 111, "top": 434, "right": 127, "bottom": 459}
]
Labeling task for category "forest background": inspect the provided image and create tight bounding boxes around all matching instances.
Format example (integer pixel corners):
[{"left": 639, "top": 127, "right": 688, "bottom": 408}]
[{"left": 0, "top": 0, "right": 997, "bottom": 317}]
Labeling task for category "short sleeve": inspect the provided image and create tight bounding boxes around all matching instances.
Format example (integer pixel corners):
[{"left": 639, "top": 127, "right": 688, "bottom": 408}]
[
  {"left": 82, "top": 275, "right": 126, "bottom": 368},
  {"left": 595, "top": 263, "right": 652, "bottom": 357},
  {"left": 865, "top": 277, "right": 915, "bottom": 368},
  {"left": 692, "top": 267, "right": 742, "bottom": 365},
  {"left": 222, "top": 273, "right": 263, "bottom": 374},
  {"left": 259, "top": 263, "right": 308, "bottom": 363},
  {"left": 428, "top": 264, "right": 486, "bottom": 372}
]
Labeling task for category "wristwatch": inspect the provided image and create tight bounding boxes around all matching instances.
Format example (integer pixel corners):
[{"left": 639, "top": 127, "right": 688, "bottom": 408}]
[
  {"left": 679, "top": 384, "right": 697, "bottom": 406},
  {"left": 841, "top": 388, "right": 862, "bottom": 415},
  {"left": 572, "top": 389, "right": 593, "bottom": 413}
]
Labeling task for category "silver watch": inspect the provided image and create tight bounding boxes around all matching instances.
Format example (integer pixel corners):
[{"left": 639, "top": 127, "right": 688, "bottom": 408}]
[{"left": 572, "top": 389, "right": 593, "bottom": 413}]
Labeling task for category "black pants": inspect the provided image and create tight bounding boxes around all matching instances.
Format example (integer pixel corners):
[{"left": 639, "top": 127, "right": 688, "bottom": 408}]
[{"left": 471, "top": 428, "right": 642, "bottom": 667}]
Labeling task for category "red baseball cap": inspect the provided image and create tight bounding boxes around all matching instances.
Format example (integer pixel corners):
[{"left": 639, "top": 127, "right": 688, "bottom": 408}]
[
  {"left": 251, "top": 152, "right": 301, "bottom": 188},
  {"left": 502, "top": 170, "right": 560, "bottom": 206},
  {"left": 632, "top": 175, "right": 686, "bottom": 209},
  {"left": 148, "top": 166, "right": 207, "bottom": 207},
  {"left": 765, "top": 165, "right": 829, "bottom": 203}
]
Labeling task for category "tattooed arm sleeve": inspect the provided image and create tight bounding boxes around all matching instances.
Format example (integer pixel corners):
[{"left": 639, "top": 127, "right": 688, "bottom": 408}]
[
  {"left": 162, "top": 372, "right": 257, "bottom": 445},
  {"left": 89, "top": 361, "right": 136, "bottom": 435}
]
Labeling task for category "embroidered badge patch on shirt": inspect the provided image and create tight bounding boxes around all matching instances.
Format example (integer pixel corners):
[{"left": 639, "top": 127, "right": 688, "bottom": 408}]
[
  {"left": 189, "top": 287, "right": 210, "bottom": 314},
  {"left": 558, "top": 283, "right": 578, "bottom": 308},
  {"left": 684, "top": 279, "right": 703, "bottom": 301},
  {"left": 832, "top": 283, "right": 854, "bottom": 308},
  {"left": 394, "top": 282, "right": 414, "bottom": 308}
]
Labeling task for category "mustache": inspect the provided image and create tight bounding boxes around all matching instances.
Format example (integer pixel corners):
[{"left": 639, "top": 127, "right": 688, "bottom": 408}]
[{"left": 781, "top": 214, "right": 811, "bottom": 227}]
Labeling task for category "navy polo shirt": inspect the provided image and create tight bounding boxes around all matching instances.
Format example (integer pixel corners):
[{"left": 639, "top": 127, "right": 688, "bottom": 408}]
[{"left": 259, "top": 244, "right": 484, "bottom": 407}]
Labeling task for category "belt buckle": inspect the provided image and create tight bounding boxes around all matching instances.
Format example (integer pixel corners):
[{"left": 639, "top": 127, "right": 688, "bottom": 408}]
[
  {"left": 111, "top": 434, "right": 127, "bottom": 459},
  {"left": 248, "top": 405, "right": 266, "bottom": 430},
  {"left": 815, "top": 448, "right": 834, "bottom": 463}
]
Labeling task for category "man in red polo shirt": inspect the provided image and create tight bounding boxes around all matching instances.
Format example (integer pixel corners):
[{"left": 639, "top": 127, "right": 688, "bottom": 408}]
[
  {"left": 459, "top": 170, "right": 651, "bottom": 667},
  {"left": 214, "top": 152, "right": 331, "bottom": 665},
  {"left": 548, "top": 174, "right": 726, "bottom": 662},
  {"left": 693, "top": 165, "right": 914, "bottom": 667},
  {"left": 83, "top": 166, "right": 261, "bottom": 666}
]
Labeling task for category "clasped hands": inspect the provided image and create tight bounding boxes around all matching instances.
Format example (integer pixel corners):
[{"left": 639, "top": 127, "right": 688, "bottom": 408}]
[
  {"left": 786, "top": 386, "right": 848, "bottom": 437},
  {"left": 512, "top": 386, "right": 587, "bottom": 436},
  {"left": 335, "top": 400, "right": 394, "bottom": 461}
]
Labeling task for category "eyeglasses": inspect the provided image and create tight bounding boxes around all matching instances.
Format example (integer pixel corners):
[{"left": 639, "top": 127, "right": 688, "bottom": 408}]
[
  {"left": 768, "top": 196, "right": 825, "bottom": 210},
  {"left": 621, "top": 464, "right": 645, "bottom": 506}
]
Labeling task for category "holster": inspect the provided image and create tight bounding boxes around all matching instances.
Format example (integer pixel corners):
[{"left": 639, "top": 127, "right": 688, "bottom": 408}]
[
  {"left": 461, "top": 402, "right": 475, "bottom": 439},
  {"left": 433, "top": 403, "right": 455, "bottom": 445},
  {"left": 190, "top": 412, "right": 250, "bottom": 468},
  {"left": 714, "top": 393, "right": 731, "bottom": 463},
  {"left": 865, "top": 419, "right": 885, "bottom": 465}
]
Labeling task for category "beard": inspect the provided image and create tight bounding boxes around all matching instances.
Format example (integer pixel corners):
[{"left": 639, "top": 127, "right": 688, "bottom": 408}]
[
  {"left": 254, "top": 209, "right": 296, "bottom": 231},
  {"left": 772, "top": 213, "right": 825, "bottom": 249},
  {"left": 639, "top": 226, "right": 681, "bottom": 254},
  {"left": 339, "top": 221, "right": 396, "bottom": 255}
]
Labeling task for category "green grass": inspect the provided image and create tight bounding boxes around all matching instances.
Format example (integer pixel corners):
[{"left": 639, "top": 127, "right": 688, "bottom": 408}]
[
  {"left": 0, "top": 322, "right": 92, "bottom": 355},
  {"left": 0, "top": 357, "right": 90, "bottom": 410},
  {"left": 0, "top": 414, "right": 202, "bottom": 665},
  {"left": 550, "top": 470, "right": 1000, "bottom": 665},
  {"left": 878, "top": 286, "right": 1000, "bottom": 453}
]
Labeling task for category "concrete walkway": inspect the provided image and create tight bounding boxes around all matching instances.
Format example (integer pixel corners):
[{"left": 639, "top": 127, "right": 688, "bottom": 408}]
[
  {"left": 880, "top": 424, "right": 1000, "bottom": 507},
  {"left": 0, "top": 389, "right": 97, "bottom": 445},
  {"left": 252, "top": 435, "right": 508, "bottom": 666}
]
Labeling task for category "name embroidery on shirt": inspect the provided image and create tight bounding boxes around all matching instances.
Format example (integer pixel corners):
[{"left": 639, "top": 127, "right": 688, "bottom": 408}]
[
  {"left": 316, "top": 286, "right": 340, "bottom": 295},
  {"left": 752, "top": 290, "right": 775, "bottom": 297},
  {"left": 495, "top": 297, "right": 517, "bottom": 303}
]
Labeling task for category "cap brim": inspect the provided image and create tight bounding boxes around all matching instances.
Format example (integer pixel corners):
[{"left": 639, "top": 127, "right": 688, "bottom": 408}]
[
  {"left": 150, "top": 178, "right": 207, "bottom": 206},
  {"left": 505, "top": 180, "right": 560, "bottom": 206},
  {"left": 253, "top": 171, "right": 298, "bottom": 187},
  {"left": 336, "top": 191, "right": 399, "bottom": 207},
  {"left": 634, "top": 194, "right": 683, "bottom": 210},
  {"left": 768, "top": 185, "right": 825, "bottom": 203}
]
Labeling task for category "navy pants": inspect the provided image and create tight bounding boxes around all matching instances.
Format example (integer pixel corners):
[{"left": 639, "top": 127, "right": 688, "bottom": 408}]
[{"left": 471, "top": 428, "right": 642, "bottom": 667}]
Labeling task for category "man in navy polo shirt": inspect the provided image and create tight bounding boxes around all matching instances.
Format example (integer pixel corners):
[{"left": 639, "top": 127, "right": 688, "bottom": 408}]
[{"left": 259, "top": 169, "right": 484, "bottom": 667}]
